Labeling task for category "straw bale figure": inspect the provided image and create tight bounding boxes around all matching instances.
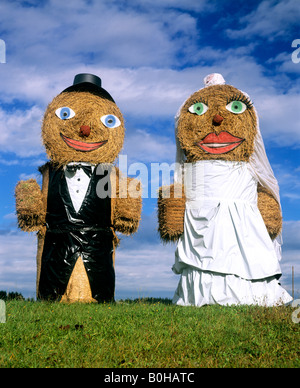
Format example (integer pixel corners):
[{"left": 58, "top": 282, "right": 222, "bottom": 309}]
[
  {"left": 158, "top": 73, "right": 292, "bottom": 306},
  {"left": 15, "top": 74, "right": 142, "bottom": 303}
]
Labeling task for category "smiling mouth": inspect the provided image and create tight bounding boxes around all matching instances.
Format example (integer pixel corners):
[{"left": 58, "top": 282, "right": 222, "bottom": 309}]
[
  {"left": 196, "top": 131, "right": 244, "bottom": 154},
  {"left": 61, "top": 134, "right": 107, "bottom": 152}
]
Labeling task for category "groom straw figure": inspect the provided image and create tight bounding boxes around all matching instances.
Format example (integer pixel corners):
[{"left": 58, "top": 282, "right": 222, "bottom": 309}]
[{"left": 15, "top": 74, "right": 142, "bottom": 303}]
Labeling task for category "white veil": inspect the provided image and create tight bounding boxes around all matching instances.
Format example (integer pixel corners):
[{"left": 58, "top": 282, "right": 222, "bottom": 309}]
[{"left": 174, "top": 73, "right": 282, "bottom": 260}]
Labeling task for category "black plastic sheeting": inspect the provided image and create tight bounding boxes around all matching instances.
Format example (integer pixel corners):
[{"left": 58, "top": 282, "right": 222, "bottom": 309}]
[{"left": 38, "top": 164, "right": 115, "bottom": 302}]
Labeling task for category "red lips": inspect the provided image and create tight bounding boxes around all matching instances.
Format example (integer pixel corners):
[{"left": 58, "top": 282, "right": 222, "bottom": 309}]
[
  {"left": 197, "top": 131, "right": 244, "bottom": 154},
  {"left": 61, "top": 134, "right": 107, "bottom": 152}
]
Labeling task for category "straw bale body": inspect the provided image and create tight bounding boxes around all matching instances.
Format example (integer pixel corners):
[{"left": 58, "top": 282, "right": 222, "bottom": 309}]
[
  {"left": 158, "top": 83, "right": 282, "bottom": 242},
  {"left": 15, "top": 77, "right": 142, "bottom": 303},
  {"left": 158, "top": 183, "right": 185, "bottom": 242},
  {"left": 42, "top": 91, "right": 125, "bottom": 167}
]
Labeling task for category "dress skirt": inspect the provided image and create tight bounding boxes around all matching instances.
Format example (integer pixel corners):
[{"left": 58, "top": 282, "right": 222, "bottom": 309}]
[{"left": 172, "top": 160, "right": 292, "bottom": 306}]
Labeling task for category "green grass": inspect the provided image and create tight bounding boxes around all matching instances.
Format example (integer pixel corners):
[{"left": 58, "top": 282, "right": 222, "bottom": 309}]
[{"left": 0, "top": 298, "right": 299, "bottom": 368}]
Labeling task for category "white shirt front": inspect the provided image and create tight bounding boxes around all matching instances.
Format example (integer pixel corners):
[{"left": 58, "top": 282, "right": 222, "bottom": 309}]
[{"left": 64, "top": 162, "right": 95, "bottom": 213}]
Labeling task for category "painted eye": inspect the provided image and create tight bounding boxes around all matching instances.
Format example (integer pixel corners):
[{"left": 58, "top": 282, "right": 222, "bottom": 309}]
[
  {"left": 55, "top": 107, "right": 76, "bottom": 120},
  {"left": 188, "top": 102, "right": 208, "bottom": 116},
  {"left": 100, "top": 114, "right": 121, "bottom": 128},
  {"left": 226, "top": 100, "right": 247, "bottom": 114}
]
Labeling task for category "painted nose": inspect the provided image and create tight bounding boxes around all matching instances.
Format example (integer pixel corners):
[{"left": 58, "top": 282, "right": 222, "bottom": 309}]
[
  {"left": 79, "top": 125, "right": 91, "bottom": 137},
  {"left": 212, "top": 114, "right": 224, "bottom": 126}
]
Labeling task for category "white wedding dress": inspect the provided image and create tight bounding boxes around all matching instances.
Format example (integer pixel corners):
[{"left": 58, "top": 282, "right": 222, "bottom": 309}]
[{"left": 172, "top": 160, "right": 292, "bottom": 306}]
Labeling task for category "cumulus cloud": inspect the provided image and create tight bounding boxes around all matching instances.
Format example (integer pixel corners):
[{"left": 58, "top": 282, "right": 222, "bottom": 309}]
[
  {"left": 0, "top": 1, "right": 298, "bottom": 159},
  {"left": 255, "top": 93, "right": 300, "bottom": 147},
  {"left": 0, "top": 214, "right": 179, "bottom": 299},
  {"left": 0, "top": 232, "right": 37, "bottom": 296},
  {"left": 0, "top": 0, "right": 299, "bottom": 300},
  {"left": 0, "top": 105, "right": 44, "bottom": 156},
  {"left": 0, "top": 0, "right": 201, "bottom": 70},
  {"left": 281, "top": 221, "right": 300, "bottom": 296},
  {"left": 225, "top": 0, "right": 299, "bottom": 40},
  {"left": 0, "top": 213, "right": 297, "bottom": 299},
  {"left": 121, "top": 129, "right": 176, "bottom": 165}
]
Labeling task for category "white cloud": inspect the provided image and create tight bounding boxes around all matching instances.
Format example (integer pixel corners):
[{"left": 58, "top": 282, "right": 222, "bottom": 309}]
[
  {"left": 1, "top": 212, "right": 299, "bottom": 300},
  {"left": 280, "top": 221, "right": 300, "bottom": 296},
  {"left": 270, "top": 162, "right": 300, "bottom": 205},
  {"left": 0, "top": 0, "right": 299, "bottom": 301},
  {"left": 0, "top": 0, "right": 200, "bottom": 70},
  {"left": 0, "top": 213, "right": 179, "bottom": 299},
  {"left": 0, "top": 232, "right": 37, "bottom": 296},
  {"left": 0, "top": 60, "right": 298, "bottom": 160},
  {"left": 255, "top": 93, "right": 300, "bottom": 147},
  {"left": 267, "top": 51, "right": 300, "bottom": 76},
  {"left": 116, "top": 243, "right": 178, "bottom": 298},
  {"left": 117, "top": 0, "right": 214, "bottom": 13},
  {"left": 282, "top": 221, "right": 300, "bottom": 251},
  {"left": 226, "top": 0, "right": 299, "bottom": 40},
  {"left": 121, "top": 128, "right": 176, "bottom": 165},
  {"left": 0, "top": 105, "right": 44, "bottom": 157},
  {"left": 0, "top": 0, "right": 298, "bottom": 159},
  {"left": 18, "top": 172, "right": 41, "bottom": 181}
]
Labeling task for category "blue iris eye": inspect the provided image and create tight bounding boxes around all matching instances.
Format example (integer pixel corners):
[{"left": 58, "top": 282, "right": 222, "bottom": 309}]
[
  {"left": 55, "top": 107, "right": 76, "bottom": 120},
  {"left": 100, "top": 114, "right": 121, "bottom": 128}
]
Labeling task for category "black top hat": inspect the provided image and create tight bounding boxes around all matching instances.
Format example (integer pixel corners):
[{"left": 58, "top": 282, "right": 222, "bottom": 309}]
[{"left": 62, "top": 73, "right": 115, "bottom": 102}]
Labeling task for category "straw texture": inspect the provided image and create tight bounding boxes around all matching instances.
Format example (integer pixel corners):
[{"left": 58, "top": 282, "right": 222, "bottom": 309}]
[
  {"left": 257, "top": 184, "right": 282, "bottom": 239},
  {"left": 16, "top": 84, "right": 142, "bottom": 303},
  {"left": 177, "top": 85, "right": 257, "bottom": 163},
  {"left": 158, "top": 183, "right": 185, "bottom": 242},
  {"left": 113, "top": 173, "right": 142, "bottom": 235},
  {"left": 15, "top": 179, "right": 46, "bottom": 232},
  {"left": 42, "top": 91, "right": 125, "bottom": 167},
  {"left": 60, "top": 257, "right": 97, "bottom": 303},
  {"left": 159, "top": 83, "right": 281, "bottom": 243}
]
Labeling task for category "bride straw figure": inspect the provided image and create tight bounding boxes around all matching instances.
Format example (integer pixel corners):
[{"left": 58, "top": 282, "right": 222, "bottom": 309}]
[{"left": 158, "top": 73, "right": 292, "bottom": 307}]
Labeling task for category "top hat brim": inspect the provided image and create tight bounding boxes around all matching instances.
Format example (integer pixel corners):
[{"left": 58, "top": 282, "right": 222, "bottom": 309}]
[
  {"left": 61, "top": 73, "right": 115, "bottom": 102},
  {"left": 62, "top": 83, "right": 115, "bottom": 102}
]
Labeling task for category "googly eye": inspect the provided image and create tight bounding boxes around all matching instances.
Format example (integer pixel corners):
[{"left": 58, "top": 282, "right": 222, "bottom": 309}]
[
  {"left": 188, "top": 102, "right": 208, "bottom": 116},
  {"left": 226, "top": 101, "right": 247, "bottom": 114},
  {"left": 55, "top": 107, "right": 76, "bottom": 120},
  {"left": 100, "top": 114, "right": 121, "bottom": 128}
]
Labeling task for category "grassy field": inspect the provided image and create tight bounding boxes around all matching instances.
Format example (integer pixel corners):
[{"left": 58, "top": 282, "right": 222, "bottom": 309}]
[{"left": 0, "top": 298, "right": 299, "bottom": 368}]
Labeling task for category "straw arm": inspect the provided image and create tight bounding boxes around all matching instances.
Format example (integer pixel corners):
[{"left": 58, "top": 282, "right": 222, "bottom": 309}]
[
  {"left": 257, "top": 183, "right": 282, "bottom": 240},
  {"left": 15, "top": 178, "right": 46, "bottom": 233},
  {"left": 113, "top": 176, "right": 142, "bottom": 235},
  {"left": 157, "top": 183, "right": 186, "bottom": 242}
]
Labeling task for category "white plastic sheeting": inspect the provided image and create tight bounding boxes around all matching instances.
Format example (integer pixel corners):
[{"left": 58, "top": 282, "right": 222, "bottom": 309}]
[
  {"left": 172, "top": 73, "right": 292, "bottom": 306},
  {"left": 172, "top": 161, "right": 292, "bottom": 306}
]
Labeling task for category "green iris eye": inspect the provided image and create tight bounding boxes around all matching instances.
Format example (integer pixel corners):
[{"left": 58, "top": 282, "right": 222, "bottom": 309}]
[
  {"left": 188, "top": 102, "right": 208, "bottom": 115},
  {"left": 226, "top": 100, "right": 247, "bottom": 114}
]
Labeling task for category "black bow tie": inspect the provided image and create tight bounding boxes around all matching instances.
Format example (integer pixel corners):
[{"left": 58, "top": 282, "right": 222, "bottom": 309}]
[{"left": 65, "top": 164, "right": 93, "bottom": 178}]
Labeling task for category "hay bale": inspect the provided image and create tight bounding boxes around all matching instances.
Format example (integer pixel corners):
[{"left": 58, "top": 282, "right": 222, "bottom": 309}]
[
  {"left": 158, "top": 183, "right": 185, "bottom": 242},
  {"left": 113, "top": 176, "right": 142, "bottom": 235},
  {"left": 42, "top": 91, "right": 125, "bottom": 167},
  {"left": 15, "top": 179, "right": 46, "bottom": 232},
  {"left": 177, "top": 85, "right": 257, "bottom": 163},
  {"left": 30, "top": 82, "right": 142, "bottom": 304},
  {"left": 257, "top": 184, "right": 282, "bottom": 239}
]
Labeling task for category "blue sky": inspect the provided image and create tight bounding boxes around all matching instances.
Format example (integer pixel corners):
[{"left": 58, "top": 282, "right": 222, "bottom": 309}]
[{"left": 0, "top": 0, "right": 299, "bottom": 300}]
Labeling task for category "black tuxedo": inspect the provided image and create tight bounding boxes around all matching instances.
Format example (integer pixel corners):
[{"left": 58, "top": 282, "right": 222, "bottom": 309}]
[{"left": 38, "top": 164, "right": 115, "bottom": 302}]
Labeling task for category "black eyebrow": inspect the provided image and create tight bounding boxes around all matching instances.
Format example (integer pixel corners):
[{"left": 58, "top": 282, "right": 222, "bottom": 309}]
[
  {"left": 227, "top": 92, "right": 253, "bottom": 109},
  {"left": 189, "top": 98, "right": 209, "bottom": 106}
]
